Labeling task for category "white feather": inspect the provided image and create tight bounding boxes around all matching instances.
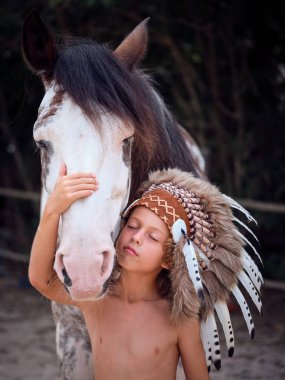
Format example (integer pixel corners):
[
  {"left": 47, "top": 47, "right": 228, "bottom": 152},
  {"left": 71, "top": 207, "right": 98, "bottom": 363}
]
[
  {"left": 238, "top": 271, "right": 262, "bottom": 313},
  {"left": 206, "top": 313, "right": 222, "bottom": 370},
  {"left": 241, "top": 249, "right": 263, "bottom": 291},
  {"left": 242, "top": 249, "right": 263, "bottom": 282},
  {"left": 214, "top": 301, "right": 235, "bottom": 357},
  {"left": 200, "top": 319, "right": 212, "bottom": 371},
  {"left": 222, "top": 194, "right": 257, "bottom": 224},
  {"left": 233, "top": 216, "right": 259, "bottom": 242},
  {"left": 235, "top": 230, "right": 263, "bottom": 264},
  {"left": 172, "top": 219, "right": 186, "bottom": 243},
  {"left": 231, "top": 285, "right": 255, "bottom": 339},
  {"left": 182, "top": 240, "right": 204, "bottom": 299}
]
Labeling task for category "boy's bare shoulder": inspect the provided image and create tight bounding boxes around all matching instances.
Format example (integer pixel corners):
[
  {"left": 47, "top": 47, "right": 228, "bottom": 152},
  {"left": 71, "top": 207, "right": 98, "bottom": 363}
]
[{"left": 177, "top": 317, "right": 203, "bottom": 356}]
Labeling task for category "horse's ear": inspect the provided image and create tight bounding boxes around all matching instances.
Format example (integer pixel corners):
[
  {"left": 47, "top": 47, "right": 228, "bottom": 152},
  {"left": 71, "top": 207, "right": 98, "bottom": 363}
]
[
  {"left": 113, "top": 18, "right": 150, "bottom": 70},
  {"left": 22, "top": 10, "right": 58, "bottom": 78}
]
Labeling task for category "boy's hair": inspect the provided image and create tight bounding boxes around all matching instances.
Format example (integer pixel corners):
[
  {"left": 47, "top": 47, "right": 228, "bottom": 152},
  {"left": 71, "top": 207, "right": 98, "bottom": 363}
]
[{"left": 156, "top": 237, "right": 173, "bottom": 300}]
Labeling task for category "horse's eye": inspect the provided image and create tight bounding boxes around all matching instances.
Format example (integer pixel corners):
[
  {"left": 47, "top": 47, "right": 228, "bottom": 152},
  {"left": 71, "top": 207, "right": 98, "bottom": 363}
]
[
  {"left": 122, "top": 135, "right": 134, "bottom": 146},
  {"left": 35, "top": 140, "right": 49, "bottom": 150}
]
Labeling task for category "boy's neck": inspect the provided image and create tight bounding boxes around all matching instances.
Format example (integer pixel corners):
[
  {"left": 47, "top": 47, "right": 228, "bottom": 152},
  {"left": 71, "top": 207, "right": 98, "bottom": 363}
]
[{"left": 116, "top": 269, "right": 161, "bottom": 303}]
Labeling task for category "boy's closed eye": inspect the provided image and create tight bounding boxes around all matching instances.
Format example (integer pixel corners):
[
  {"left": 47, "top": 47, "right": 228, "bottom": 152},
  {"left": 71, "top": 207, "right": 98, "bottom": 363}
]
[
  {"left": 127, "top": 224, "right": 159, "bottom": 242},
  {"left": 127, "top": 224, "right": 138, "bottom": 229},
  {"left": 149, "top": 234, "right": 159, "bottom": 242}
]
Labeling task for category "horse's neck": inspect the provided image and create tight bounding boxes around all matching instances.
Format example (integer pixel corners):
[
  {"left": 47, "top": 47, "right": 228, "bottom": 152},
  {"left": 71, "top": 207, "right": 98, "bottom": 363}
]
[
  {"left": 176, "top": 124, "right": 206, "bottom": 177},
  {"left": 153, "top": 90, "right": 206, "bottom": 177}
]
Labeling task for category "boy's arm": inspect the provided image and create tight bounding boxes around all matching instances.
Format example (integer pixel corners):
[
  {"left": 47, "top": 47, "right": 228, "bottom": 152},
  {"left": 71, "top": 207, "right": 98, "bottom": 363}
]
[
  {"left": 178, "top": 318, "right": 210, "bottom": 380},
  {"left": 29, "top": 207, "right": 74, "bottom": 305},
  {"left": 29, "top": 164, "right": 98, "bottom": 306}
]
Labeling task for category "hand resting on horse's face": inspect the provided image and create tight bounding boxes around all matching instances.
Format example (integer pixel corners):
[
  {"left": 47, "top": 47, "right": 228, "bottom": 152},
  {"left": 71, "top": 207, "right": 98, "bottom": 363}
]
[
  {"left": 28, "top": 163, "right": 100, "bottom": 306},
  {"left": 45, "top": 163, "right": 99, "bottom": 217}
]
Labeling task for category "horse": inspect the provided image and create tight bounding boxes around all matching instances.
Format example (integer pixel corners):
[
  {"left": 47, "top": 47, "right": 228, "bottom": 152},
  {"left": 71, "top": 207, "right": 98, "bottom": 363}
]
[{"left": 22, "top": 11, "right": 206, "bottom": 379}]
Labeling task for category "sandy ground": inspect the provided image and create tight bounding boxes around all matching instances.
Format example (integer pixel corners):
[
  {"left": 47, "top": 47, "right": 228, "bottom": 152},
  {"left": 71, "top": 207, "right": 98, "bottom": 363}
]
[{"left": 0, "top": 275, "right": 285, "bottom": 380}]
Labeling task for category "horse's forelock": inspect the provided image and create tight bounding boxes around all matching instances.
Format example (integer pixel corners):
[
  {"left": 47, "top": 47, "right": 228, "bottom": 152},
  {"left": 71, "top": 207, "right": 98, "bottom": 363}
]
[{"left": 52, "top": 40, "right": 160, "bottom": 159}]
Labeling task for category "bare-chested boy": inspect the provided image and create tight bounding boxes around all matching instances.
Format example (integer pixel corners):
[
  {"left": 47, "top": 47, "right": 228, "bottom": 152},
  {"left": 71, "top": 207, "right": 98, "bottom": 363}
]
[{"left": 29, "top": 164, "right": 210, "bottom": 380}]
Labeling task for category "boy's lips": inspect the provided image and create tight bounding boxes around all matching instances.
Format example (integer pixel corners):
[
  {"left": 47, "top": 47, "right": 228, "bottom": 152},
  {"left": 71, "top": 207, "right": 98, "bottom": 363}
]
[{"left": 123, "top": 246, "right": 138, "bottom": 256}]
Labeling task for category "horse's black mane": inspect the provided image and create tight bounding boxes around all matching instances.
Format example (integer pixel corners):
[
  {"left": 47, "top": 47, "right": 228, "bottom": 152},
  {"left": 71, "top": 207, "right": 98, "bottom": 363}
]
[
  {"left": 54, "top": 41, "right": 147, "bottom": 131},
  {"left": 53, "top": 40, "right": 201, "bottom": 202}
]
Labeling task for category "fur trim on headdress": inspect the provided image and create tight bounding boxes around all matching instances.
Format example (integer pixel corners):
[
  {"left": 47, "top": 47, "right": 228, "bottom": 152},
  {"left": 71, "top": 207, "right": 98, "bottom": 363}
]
[
  {"left": 169, "top": 234, "right": 200, "bottom": 324},
  {"left": 123, "top": 168, "right": 263, "bottom": 371}
]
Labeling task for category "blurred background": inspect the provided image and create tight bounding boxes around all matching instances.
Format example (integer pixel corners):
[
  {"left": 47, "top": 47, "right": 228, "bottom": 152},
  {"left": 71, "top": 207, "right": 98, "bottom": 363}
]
[
  {"left": 0, "top": 0, "right": 284, "bottom": 379},
  {"left": 1, "top": 0, "right": 285, "bottom": 282}
]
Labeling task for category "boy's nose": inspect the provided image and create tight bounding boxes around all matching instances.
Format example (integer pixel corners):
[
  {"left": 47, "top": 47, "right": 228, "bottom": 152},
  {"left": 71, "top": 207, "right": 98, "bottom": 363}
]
[{"left": 132, "top": 231, "right": 142, "bottom": 245}]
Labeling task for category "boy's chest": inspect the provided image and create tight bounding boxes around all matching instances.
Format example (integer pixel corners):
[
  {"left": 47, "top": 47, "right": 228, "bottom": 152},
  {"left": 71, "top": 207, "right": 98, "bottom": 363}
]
[{"left": 84, "top": 299, "right": 178, "bottom": 363}]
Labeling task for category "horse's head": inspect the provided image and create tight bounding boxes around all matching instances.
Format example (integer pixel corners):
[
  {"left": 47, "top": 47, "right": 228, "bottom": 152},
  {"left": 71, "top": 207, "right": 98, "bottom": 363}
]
[{"left": 22, "top": 11, "right": 152, "bottom": 300}]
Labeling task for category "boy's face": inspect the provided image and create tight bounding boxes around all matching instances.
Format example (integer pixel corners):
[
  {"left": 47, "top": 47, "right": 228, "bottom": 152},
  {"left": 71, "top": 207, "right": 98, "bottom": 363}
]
[{"left": 116, "top": 206, "right": 170, "bottom": 273}]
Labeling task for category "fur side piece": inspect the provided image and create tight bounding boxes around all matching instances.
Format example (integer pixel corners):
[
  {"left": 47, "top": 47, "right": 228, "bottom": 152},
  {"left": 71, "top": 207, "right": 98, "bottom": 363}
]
[
  {"left": 207, "top": 261, "right": 238, "bottom": 290},
  {"left": 201, "top": 269, "right": 230, "bottom": 307},
  {"left": 210, "top": 246, "right": 243, "bottom": 273},
  {"left": 169, "top": 236, "right": 200, "bottom": 324}
]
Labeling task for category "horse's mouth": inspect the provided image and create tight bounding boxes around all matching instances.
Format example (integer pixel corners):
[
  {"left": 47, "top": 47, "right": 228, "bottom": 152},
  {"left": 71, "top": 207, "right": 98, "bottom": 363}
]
[{"left": 61, "top": 265, "right": 111, "bottom": 300}]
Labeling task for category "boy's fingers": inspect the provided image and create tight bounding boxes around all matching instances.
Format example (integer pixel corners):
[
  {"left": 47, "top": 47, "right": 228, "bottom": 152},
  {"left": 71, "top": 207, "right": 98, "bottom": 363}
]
[
  {"left": 71, "top": 190, "right": 94, "bottom": 200},
  {"left": 66, "top": 172, "right": 97, "bottom": 180},
  {"left": 67, "top": 178, "right": 99, "bottom": 187},
  {"left": 68, "top": 184, "right": 98, "bottom": 193}
]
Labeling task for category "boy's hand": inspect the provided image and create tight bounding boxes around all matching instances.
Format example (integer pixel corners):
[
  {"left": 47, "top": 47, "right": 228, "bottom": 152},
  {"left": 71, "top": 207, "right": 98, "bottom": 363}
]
[{"left": 44, "top": 163, "right": 99, "bottom": 216}]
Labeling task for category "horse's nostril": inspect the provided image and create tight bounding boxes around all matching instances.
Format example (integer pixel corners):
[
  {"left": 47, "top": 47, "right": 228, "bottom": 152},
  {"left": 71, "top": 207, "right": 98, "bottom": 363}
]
[
  {"left": 100, "top": 250, "right": 111, "bottom": 276},
  {"left": 62, "top": 267, "right": 73, "bottom": 287}
]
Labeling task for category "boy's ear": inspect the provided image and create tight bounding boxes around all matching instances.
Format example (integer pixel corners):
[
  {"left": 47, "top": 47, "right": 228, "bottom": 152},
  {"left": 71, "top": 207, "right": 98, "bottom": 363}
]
[{"left": 161, "top": 262, "right": 170, "bottom": 270}]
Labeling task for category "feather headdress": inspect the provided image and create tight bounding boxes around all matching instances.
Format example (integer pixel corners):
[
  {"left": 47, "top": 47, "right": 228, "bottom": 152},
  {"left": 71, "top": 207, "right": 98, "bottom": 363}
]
[{"left": 122, "top": 168, "right": 263, "bottom": 371}]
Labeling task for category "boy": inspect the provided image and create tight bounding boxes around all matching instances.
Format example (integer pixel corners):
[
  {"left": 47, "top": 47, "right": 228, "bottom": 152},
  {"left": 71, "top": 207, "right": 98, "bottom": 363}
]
[
  {"left": 30, "top": 164, "right": 261, "bottom": 379},
  {"left": 29, "top": 164, "right": 210, "bottom": 380}
]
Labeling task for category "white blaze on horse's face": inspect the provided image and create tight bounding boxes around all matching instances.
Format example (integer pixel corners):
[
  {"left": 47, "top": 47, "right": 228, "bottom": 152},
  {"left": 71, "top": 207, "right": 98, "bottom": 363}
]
[{"left": 34, "top": 82, "right": 134, "bottom": 300}]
